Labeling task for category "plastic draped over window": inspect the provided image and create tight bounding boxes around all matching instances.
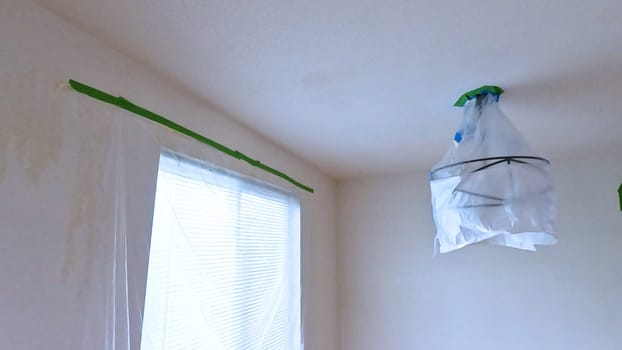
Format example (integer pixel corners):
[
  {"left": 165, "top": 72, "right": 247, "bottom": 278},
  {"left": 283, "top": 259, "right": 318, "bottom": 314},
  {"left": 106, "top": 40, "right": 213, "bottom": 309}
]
[
  {"left": 141, "top": 151, "right": 301, "bottom": 350},
  {"left": 0, "top": 68, "right": 305, "bottom": 349},
  {"left": 430, "top": 93, "right": 557, "bottom": 254}
]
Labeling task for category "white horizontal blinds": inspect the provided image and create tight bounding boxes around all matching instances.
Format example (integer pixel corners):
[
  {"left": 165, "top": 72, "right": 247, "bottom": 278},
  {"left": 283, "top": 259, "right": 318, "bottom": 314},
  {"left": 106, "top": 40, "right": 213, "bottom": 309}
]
[{"left": 141, "top": 152, "right": 301, "bottom": 350}]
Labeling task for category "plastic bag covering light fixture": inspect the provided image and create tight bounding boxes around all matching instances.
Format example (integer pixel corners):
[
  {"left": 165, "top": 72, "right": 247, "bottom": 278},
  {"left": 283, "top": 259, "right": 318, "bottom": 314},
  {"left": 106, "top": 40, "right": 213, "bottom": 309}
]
[{"left": 430, "top": 86, "right": 557, "bottom": 254}]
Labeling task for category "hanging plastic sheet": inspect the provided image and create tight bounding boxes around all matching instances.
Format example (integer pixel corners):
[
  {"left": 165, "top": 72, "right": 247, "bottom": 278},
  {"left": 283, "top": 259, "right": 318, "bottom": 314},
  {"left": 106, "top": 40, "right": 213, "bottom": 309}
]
[
  {"left": 430, "top": 88, "right": 557, "bottom": 254},
  {"left": 0, "top": 66, "right": 304, "bottom": 349}
]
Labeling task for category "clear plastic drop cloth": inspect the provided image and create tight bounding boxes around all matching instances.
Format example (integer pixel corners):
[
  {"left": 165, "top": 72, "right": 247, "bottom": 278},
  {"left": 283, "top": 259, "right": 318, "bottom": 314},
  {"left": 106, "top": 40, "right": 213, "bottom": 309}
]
[
  {"left": 0, "top": 66, "right": 304, "bottom": 349},
  {"left": 139, "top": 151, "right": 301, "bottom": 350},
  {"left": 430, "top": 92, "right": 557, "bottom": 254}
]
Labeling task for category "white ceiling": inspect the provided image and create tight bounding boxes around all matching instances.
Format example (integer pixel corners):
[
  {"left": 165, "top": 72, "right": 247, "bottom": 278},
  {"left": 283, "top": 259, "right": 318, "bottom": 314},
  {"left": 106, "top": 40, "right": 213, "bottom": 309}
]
[{"left": 37, "top": 0, "right": 622, "bottom": 178}]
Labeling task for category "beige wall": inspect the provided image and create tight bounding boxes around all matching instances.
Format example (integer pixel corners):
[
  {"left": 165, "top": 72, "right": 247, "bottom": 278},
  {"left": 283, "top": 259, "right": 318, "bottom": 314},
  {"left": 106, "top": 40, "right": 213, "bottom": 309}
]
[
  {"left": 337, "top": 149, "right": 622, "bottom": 350},
  {"left": 0, "top": 0, "right": 338, "bottom": 349}
]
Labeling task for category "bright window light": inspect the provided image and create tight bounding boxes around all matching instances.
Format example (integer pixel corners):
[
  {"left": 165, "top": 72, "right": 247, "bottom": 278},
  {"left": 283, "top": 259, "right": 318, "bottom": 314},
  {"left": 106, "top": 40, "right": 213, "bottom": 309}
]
[{"left": 140, "top": 151, "right": 301, "bottom": 350}]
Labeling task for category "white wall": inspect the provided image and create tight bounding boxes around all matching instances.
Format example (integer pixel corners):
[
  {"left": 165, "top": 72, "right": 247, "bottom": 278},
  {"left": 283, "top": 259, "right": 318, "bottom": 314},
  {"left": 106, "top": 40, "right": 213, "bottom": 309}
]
[
  {"left": 0, "top": 0, "right": 338, "bottom": 349},
  {"left": 338, "top": 149, "right": 622, "bottom": 350}
]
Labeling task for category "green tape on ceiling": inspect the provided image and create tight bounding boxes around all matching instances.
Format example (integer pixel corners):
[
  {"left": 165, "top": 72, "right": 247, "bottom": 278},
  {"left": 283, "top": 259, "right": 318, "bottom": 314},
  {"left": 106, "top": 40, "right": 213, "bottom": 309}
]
[
  {"left": 68, "top": 79, "right": 315, "bottom": 193},
  {"left": 453, "top": 85, "right": 504, "bottom": 107}
]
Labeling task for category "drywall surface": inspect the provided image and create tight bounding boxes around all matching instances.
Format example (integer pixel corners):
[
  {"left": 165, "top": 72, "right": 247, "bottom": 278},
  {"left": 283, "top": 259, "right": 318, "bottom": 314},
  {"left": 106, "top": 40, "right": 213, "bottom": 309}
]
[
  {"left": 338, "top": 149, "right": 622, "bottom": 350},
  {"left": 0, "top": 0, "right": 338, "bottom": 349}
]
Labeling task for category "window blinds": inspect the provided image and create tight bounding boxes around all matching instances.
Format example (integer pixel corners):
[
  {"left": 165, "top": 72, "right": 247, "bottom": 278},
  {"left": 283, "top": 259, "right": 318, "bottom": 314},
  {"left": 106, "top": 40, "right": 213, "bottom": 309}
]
[{"left": 140, "top": 151, "right": 301, "bottom": 350}]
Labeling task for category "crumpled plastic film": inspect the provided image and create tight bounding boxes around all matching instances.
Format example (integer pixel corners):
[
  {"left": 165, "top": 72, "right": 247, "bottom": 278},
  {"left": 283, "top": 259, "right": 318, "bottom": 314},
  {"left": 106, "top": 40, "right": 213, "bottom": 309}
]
[{"left": 430, "top": 92, "right": 557, "bottom": 254}]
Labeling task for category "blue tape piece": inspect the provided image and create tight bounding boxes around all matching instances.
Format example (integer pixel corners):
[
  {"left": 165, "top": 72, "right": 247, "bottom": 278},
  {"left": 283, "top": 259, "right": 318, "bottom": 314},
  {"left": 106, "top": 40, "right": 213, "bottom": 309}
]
[{"left": 454, "top": 132, "right": 463, "bottom": 143}]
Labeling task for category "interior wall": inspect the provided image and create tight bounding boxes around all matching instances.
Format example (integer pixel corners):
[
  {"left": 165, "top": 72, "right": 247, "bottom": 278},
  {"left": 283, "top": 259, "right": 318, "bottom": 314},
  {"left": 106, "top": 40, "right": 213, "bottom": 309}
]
[
  {"left": 338, "top": 149, "right": 622, "bottom": 350},
  {"left": 0, "top": 0, "right": 338, "bottom": 349}
]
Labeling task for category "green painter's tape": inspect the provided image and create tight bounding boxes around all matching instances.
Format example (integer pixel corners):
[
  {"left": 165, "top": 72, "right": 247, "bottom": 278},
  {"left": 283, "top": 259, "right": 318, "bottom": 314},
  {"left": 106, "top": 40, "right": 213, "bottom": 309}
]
[
  {"left": 68, "top": 79, "right": 314, "bottom": 193},
  {"left": 453, "top": 85, "right": 504, "bottom": 107}
]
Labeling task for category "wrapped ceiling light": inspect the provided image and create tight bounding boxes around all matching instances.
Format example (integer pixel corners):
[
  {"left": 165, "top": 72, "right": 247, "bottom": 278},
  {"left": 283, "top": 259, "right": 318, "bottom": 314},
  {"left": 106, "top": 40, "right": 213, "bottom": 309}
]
[{"left": 430, "top": 86, "right": 557, "bottom": 254}]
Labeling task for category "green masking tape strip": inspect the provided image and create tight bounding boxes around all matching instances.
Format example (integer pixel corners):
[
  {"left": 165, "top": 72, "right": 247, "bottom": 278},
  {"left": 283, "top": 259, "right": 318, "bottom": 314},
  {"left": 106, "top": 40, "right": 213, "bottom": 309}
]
[
  {"left": 453, "top": 85, "right": 504, "bottom": 107},
  {"left": 68, "top": 79, "right": 315, "bottom": 193}
]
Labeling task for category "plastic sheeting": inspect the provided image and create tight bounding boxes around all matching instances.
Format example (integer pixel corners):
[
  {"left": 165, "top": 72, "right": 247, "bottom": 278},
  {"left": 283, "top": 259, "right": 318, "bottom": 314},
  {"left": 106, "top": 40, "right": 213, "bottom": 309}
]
[
  {"left": 0, "top": 67, "right": 305, "bottom": 349},
  {"left": 430, "top": 92, "right": 557, "bottom": 254},
  {"left": 140, "top": 151, "right": 301, "bottom": 350}
]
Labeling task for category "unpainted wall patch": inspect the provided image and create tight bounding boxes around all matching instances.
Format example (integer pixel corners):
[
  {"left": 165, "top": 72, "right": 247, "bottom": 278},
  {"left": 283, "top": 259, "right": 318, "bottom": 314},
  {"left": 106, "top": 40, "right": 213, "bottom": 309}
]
[{"left": 0, "top": 63, "right": 64, "bottom": 184}]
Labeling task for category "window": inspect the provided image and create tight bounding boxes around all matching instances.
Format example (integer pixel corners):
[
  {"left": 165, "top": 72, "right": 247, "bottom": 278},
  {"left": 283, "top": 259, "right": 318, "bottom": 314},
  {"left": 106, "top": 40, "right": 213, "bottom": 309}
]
[{"left": 140, "top": 151, "right": 301, "bottom": 350}]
